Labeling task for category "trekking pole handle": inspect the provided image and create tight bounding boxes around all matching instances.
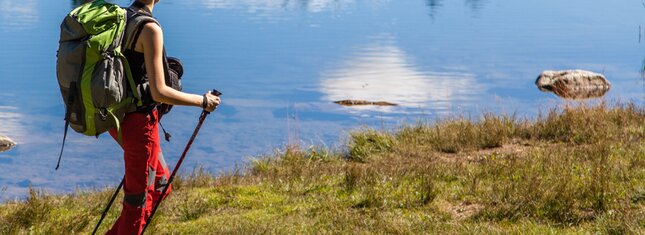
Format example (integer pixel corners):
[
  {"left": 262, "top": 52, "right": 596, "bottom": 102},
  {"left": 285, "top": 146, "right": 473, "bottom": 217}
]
[{"left": 204, "top": 89, "right": 222, "bottom": 114}]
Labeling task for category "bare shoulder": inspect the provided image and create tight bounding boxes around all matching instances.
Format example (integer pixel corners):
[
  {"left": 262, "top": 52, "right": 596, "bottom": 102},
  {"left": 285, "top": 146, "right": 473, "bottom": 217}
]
[
  {"left": 137, "top": 22, "right": 163, "bottom": 52},
  {"left": 141, "top": 22, "right": 163, "bottom": 38}
]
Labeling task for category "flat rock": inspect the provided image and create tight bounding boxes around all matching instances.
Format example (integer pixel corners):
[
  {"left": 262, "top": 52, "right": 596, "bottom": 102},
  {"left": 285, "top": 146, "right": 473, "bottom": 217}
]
[
  {"left": 535, "top": 70, "right": 611, "bottom": 99},
  {"left": 334, "top": 100, "right": 398, "bottom": 106},
  {"left": 0, "top": 135, "right": 16, "bottom": 153}
]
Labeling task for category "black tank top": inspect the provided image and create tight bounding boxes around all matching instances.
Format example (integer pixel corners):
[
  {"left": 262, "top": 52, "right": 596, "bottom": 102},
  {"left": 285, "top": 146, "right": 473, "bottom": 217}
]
[
  {"left": 124, "top": 50, "right": 146, "bottom": 85},
  {"left": 124, "top": 2, "right": 151, "bottom": 86},
  {"left": 124, "top": 2, "right": 156, "bottom": 108}
]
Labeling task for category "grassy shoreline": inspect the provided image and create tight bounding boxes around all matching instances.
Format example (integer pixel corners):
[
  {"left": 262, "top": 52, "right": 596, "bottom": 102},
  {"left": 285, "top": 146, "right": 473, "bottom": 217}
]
[{"left": 1, "top": 102, "right": 644, "bottom": 234}]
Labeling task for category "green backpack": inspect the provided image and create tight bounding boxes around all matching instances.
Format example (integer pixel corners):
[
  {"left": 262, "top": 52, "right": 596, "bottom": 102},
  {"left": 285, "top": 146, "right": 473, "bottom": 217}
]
[{"left": 55, "top": 0, "right": 142, "bottom": 169}]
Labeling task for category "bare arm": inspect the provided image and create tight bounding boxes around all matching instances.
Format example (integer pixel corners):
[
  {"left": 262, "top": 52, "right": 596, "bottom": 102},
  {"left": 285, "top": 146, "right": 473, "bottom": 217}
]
[{"left": 138, "top": 23, "right": 220, "bottom": 111}]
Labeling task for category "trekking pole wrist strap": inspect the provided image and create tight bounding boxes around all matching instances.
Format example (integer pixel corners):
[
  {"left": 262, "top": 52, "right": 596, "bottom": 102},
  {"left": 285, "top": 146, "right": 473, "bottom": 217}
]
[{"left": 202, "top": 94, "right": 208, "bottom": 109}]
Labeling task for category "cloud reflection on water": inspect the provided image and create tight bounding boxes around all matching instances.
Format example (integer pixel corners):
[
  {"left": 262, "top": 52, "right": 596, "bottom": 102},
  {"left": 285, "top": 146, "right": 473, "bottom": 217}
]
[
  {"left": 319, "top": 41, "right": 480, "bottom": 113},
  {"left": 0, "top": 0, "right": 38, "bottom": 30},
  {"left": 0, "top": 106, "right": 25, "bottom": 145},
  {"left": 196, "top": 0, "right": 359, "bottom": 13}
]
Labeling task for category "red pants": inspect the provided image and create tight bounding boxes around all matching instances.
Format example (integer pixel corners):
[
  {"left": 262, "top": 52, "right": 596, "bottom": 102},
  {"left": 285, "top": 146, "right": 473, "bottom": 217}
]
[{"left": 107, "top": 110, "right": 171, "bottom": 235}]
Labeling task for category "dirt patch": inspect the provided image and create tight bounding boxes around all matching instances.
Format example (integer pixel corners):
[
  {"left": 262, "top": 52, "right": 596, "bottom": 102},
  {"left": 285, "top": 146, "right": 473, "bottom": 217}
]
[
  {"left": 433, "top": 140, "right": 535, "bottom": 163},
  {"left": 440, "top": 201, "right": 484, "bottom": 220}
]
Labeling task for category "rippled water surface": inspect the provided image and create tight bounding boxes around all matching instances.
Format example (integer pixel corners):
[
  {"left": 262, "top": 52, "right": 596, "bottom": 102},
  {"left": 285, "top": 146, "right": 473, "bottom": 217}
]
[{"left": 0, "top": 0, "right": 643, "bottom": 200}]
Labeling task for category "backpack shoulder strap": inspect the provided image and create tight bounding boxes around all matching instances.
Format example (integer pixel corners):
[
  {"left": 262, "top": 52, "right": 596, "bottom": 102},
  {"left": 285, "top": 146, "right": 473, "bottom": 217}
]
[
  {"left": 123, "top": 9, "right": 159, "bottom": 51},
  {"left": 122, "top": 6, "right": 174, "bottom": 118}
]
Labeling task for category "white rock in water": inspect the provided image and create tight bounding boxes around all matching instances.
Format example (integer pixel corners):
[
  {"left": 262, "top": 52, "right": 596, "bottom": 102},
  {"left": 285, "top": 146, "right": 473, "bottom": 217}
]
[
  {"left": 0, "top": 135, "right": 16, "bottom": 152},
  {"left": 536, "top": 70, "right": 611, "bottom": 99}
]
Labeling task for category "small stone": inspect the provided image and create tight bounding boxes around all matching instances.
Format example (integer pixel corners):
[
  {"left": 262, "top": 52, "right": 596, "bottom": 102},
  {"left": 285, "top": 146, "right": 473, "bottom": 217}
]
[
  {"left": 535, "top": 70, "right": 611, "bottom": 99},
  {"left": 334, "top": 100, "right": 398, "bottom": 106},
  {"left": 0, "top": 135, "right": 16, "bottom": 153}
]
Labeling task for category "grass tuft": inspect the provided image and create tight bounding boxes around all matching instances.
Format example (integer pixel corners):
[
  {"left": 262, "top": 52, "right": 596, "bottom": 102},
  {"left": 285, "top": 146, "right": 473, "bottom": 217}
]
[{"left": 347, "top": 129, "right": 394, "bottom": 162}]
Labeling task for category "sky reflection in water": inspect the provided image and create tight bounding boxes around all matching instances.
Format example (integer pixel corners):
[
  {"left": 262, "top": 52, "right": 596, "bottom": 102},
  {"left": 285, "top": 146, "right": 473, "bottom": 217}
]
[
  {"left": 195, "top": 0, "right": 360, "bottom": 13},
  {"left": 0, "top": 0, "right": 643, "bottom": 201},
  {"left": 320, "top": 36, "right": 480, "bottom": 113},
  {"left": 0, "top": 0, "right": 39, "bottom": 31}
]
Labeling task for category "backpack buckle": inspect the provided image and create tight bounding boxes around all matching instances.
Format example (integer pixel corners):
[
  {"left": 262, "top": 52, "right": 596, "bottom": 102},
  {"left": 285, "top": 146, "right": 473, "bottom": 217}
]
[
  {"left": 99, "top": 108, "right": 108, "bottom": 121},
  {"left": 101, "top": 51, "right": 114, "bottom": 59}
]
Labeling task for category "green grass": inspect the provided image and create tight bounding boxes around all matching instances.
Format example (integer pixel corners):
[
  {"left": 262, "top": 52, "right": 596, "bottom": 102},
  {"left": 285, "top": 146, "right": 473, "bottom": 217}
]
[{"left": 1, "top": 102, "right": 643, "bottom": 234}]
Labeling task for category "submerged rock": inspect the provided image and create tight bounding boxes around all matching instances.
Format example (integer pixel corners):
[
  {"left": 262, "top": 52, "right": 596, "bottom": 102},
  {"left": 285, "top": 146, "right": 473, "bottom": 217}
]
[
  {"left": 535, "top": 70, "right": 611, "bottom": 99},
  {"left": 0, "top": 135, "right": 16, "bottom": 153},
  {"left": 334, "top": 100, "right": 398, "bottom": 106}
]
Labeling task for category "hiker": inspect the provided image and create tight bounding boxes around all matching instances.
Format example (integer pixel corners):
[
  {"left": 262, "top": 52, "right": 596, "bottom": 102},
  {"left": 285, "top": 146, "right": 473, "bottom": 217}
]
[{"left": 106, "top": 0, "right": 221, "bottom": 234}]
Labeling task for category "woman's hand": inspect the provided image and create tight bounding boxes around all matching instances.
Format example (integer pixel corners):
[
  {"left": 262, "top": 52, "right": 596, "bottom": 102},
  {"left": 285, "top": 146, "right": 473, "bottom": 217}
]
[{"left": 202, "top": 91, "right": 221, "bottom": 112}]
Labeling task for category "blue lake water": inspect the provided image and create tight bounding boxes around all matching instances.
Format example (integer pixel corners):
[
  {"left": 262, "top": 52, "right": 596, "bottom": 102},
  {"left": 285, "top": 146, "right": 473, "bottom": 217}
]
[{"left": 0, "top": 0, "right": 643, "bottom": 201}]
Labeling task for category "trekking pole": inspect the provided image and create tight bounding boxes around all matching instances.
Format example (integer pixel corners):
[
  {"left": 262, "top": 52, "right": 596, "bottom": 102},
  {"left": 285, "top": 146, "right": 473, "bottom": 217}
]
[
  {"left": 92, "top": 177, "right": 124, "bottom": 235},
  {"left": 140, "top": 89, "right": 222, "bottom": 235}
]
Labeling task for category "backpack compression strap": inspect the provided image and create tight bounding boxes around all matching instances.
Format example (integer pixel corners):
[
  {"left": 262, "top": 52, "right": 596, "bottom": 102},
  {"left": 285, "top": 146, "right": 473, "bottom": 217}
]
[{"left": 56, "top": 82, "right": 77, "bottom": 170}]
